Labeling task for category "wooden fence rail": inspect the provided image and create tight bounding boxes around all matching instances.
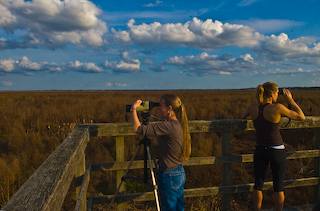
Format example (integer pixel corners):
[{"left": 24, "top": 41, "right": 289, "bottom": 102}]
[
  {"left": 2, "top": 117, "right": 320, "bottom": 211},
  {"left": 87, "top": 116, "right": 320, "bottom": 211},
  {"left": 2, "top": 126, "right": 89, "bottom": 211}
]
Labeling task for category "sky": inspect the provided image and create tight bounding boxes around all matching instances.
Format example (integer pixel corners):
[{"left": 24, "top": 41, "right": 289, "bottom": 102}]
[{"left": 0, "top": 0, "right": 320, "bottom": 90}]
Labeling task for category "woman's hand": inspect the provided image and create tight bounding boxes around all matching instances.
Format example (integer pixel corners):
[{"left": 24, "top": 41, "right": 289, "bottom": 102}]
[
  {"left": 131, "top": 99, "right": 142, "bottom": 111},
  {"left": 283, "top": 89, "right": 294, "bottom": 103},
  {"left": 278, "top": 89, "right": 305, "bottom": 120},
  {"left": 131, "top": 99, "right": 142, "bottom": 131}
]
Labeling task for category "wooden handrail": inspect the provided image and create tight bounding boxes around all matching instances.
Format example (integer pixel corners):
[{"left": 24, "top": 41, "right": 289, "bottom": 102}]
[
  {"left": 90, "top": 150, "right": 320, "bottom": 171},
  {"left": 84, "top": 116, "right": 320, "bottom": 137},
  {"left": 3, "top": 116, "right": 320, "bottom": 211},
  {"left": 90, "top": 177, "right": 320, "bottom": 202},
  {"left": 2, "top": 126, "right": 89, "bottom": 211}
]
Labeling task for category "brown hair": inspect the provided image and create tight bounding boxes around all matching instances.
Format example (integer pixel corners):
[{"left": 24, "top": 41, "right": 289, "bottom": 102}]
[
  {"left": 160, "top": 94, "right": 191, "bottom": 161},
  {"left": 256, "top": 81, "right": 279, "bottom": 104}
]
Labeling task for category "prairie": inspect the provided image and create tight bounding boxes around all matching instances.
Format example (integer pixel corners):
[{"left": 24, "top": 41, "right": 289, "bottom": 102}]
[{"left": 1, "top": 88, "right": 320, "bottom": 210}]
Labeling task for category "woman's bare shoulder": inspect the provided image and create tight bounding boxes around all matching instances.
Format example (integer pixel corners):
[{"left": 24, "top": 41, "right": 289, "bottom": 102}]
[{"left": 272, "top": 103, "right": 286, "bottom": 110}]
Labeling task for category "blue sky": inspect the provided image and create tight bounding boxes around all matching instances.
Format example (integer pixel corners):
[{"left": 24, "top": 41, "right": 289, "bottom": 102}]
[{"left": 0, "top": 0, "right": 320, "bottom": 90}]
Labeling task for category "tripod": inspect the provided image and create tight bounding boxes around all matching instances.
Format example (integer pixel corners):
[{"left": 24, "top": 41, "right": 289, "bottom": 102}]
[{"left": 112, "top": 113, "right": 161, "bottom": 211}]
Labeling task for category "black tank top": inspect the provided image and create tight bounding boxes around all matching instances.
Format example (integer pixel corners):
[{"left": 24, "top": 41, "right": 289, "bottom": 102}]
[{"left": 253, "top": 103, "right": 284, "bottom": 146}]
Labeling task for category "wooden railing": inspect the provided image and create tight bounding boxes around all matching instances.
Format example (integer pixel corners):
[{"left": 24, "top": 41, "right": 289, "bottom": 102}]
[
  {"left": 2, "top": 117, "right": 320, "bottom": 211},
  {"left": 2, "top": 126, "right": 89, "bottom": 211}
]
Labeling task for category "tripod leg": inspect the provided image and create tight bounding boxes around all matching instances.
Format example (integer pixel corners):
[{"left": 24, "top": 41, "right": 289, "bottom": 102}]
[
  {"left": 146, "top": 146, "right": 161, "bottom": 211},
  {"left": 144, "top": 138, "right": 148, "bottom": 183},
  {"left": 111, "top": 143, "right": 142, "bottom": 205}
]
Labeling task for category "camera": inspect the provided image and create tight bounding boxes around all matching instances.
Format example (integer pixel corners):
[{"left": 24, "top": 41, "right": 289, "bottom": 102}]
[
  {"left": 126, "top": 101, "right": 160, "bottom": 112},
  {"left": 279, "top": 88, "right": 285, "bottom": 95}
]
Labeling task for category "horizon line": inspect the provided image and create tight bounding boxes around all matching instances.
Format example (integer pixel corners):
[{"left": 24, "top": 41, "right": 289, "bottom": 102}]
[{"left": 1, "top": 86, "right": 320, "bottom": 92}]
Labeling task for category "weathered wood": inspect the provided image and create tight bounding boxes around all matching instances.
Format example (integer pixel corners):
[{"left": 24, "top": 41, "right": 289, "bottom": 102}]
[
  {"left": 116, "top": 136, "right": 125, "bottom": 192},
  {"left": 3, "top": 126, "right": 89, "bottom": 211},
  {"left": 75, "top": 166, "right": 91, "bottom": 211},
  {"left": 115, "top": 136, "right": 126, "bottom": 211},
  {"left": 5, "top": 117, "right": 320, "bottom": 210},
  {"left": 75, "top": 150, "right": 86, "bottom": 200},
  {"left": 91, "top": 177, "right": 320, "bottom": 203},
  {"left": 221, "top": 132, "right": 233, "bottom": 211},
  {"left": 237, "top": 149, "right": 320, "bottom": 163},
  {"left": 92, "top": 156, "right": 216, "bottom": 171},
  {"left": 92, "top": 150, "right": 320, "bottom": 172},
  {"left": 313, "top": 129, "right": 320, "bottom": 210},
  {"left": 87, "top": 123, "right": 135, "bottom": 137},
  {"left": 83, "top": 116, "right": 320, "bottom": 137}
]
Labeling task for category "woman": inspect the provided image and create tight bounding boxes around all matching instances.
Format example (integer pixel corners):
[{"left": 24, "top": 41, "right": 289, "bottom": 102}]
[
  {"left": 131, "top": 94, "right": 191, "bottom": 211},
  {"left": 244, "top": 82, "right": 305, "bottom": 211}
]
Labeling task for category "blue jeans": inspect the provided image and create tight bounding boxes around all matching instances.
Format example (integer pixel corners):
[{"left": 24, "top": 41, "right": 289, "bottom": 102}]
[{"left": 157, "top": 165, "right": 186, "bottom": 211}]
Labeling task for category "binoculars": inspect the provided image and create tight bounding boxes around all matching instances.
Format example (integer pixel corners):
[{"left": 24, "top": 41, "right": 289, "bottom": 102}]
[
  {"left": 279, "top": 88, "right": 285, "bottom": 95},
  {"left": 126, "top": 101, "right": 160, "bottom": 112}
]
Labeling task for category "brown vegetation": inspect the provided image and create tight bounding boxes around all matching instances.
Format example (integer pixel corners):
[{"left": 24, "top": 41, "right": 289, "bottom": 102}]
[{"left": 0, "top": 88, "right": 320, "bottom": 210}]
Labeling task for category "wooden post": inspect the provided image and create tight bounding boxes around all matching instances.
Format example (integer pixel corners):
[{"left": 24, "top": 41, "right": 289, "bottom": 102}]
[
  {"left": 75, "top": 151, "right": 86, "bottom": 199},
  {"left": 221, "top": 132, "right": 233, "bottom": 211},
  {"left": 313, "top": 128, "right": 320, "bottom": 210},
  {"left": 75, "top": 166, "right": 91, "bottom": 211},
  {"left": 116, "top": 136, "right": 126, "bottom": 210},
  {"left": 73, "top": 127, "right": 89, "bottom": 209}
]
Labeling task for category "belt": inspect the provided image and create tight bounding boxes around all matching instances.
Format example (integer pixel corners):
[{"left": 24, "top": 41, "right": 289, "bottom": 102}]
[{"left": 256, "top": 144, "right": 285, "bottom": 150}]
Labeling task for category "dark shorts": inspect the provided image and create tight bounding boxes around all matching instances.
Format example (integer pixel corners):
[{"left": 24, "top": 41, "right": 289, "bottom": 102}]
[{"left": 253, "top": 146, "right": 286, "bottom": 192}]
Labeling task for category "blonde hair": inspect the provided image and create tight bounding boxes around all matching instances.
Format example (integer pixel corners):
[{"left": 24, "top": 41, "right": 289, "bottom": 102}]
[
  {"left": 160, "top": 94, "right": 191, "bottom": 161},
  {"left": 256, "top": 81, "right": 279, "bottom": 104}
]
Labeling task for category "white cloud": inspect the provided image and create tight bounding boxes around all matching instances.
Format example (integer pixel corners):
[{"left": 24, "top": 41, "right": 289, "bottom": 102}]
[
  {"left": 121, "top": 51, "right": 130, "bottom": 60},
  {"left": 106, "top": 61, "right": 140, "bottom": 73},
  {"left": 112, "top": 30, "right": 131, "bottom": 42},
  {"left": 238, "top": 0, "right": 258, "bottom": 7},
  {"left": 111, "top": 18, "right": 320, "bottom": 67},
  {"left": 218, "top": 71, "right": 232, "bottom": 75},
  {"left": 0, "top": 3, "right": 16, "bottom": 26},
  {"left": 143, "top": 0, "right": 163, "bottom": 8},
  {"left": 106, "top": 51, "right": 141, "bottom": 73},
  {"left": 0, "top": 59, "right": 15, "bottom": 72},
  {"left": 105, "top": 82, "right": 128, "bottom": 87},
  {"left": 167, "top": 52, "right": 256, "bottom": 75},
  {"left": 0, "top": 0, "right": 107, "bottom": 48},
  {"left": 0, "top": 56, "right": 44, "bottom": 72},
  {"left": 48, "top": 66, "right": 63, "bottom": 72},
  {"left": 0, "top": 57, "right": 104, "bottom": 74},
  {"left": 265, "top": 67, "right": 315, "bottom": 75},
  {"left": 241, "top": 53, "right": 254, "bottom": 63},
  {"left": 258, "top": 33, "right": 320, "bottom": 61},
  {"left": 116, "top": 61, "right": 140, "bottom": 72},
  {"left": 69, "top": 60, "right": 103, "bottom": 73},
  {"left": 113, "top": 17, "right": 262, "bottom": 48},
  {"left": 19, "top": 56, "right": 42, "bottom": 70}
]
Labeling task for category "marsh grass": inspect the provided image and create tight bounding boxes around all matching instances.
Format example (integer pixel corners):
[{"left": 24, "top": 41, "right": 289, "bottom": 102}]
[{"left": 0, "top": 89, "right": 319, "bottom": 209}]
